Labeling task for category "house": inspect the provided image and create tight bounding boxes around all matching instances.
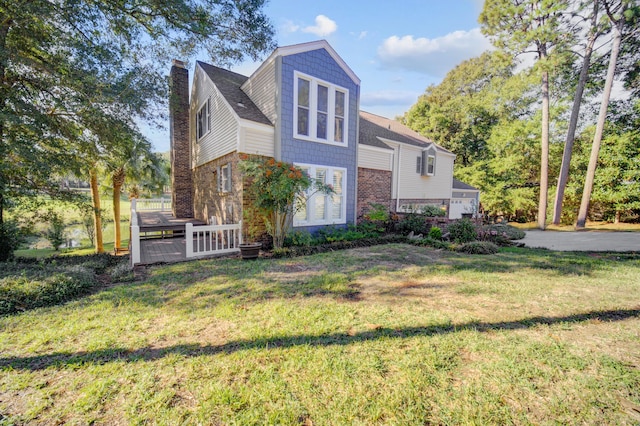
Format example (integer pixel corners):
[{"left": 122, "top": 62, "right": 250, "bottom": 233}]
[{"left": 168, "top": 40, "right": 478, "bottom": 239}]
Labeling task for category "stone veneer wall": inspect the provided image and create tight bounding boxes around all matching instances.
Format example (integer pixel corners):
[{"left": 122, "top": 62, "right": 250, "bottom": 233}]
[
  {"left": 169, "top": 61, "right": 193, "bottom": 218},
  {"left": 394, "top": 198, "right": 450, "bottom": 215},
  {"left": 193, "top": 152, "right": 242, "bottom": 225},
  {"left": 357, "top": 167, "right": 392, "bottom": 220},
  {"left": 192, "top": 152, "right": 272, "bottom": 246}
]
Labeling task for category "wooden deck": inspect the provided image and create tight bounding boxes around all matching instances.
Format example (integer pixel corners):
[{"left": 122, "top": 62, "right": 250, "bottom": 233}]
[
  {"left": 134, "top": 212, "right": 242, "bottom": 265},
  {"left": 135, "top": 211, "right": 205, "bottom": 264},
  {"left": 140, "top": 237, "right": 187, "bottom": 264}
]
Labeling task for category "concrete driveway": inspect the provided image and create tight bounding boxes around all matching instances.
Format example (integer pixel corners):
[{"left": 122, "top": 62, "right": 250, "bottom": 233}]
[{"left": 522, "top": 230, "right": 640, "bottom": 252}]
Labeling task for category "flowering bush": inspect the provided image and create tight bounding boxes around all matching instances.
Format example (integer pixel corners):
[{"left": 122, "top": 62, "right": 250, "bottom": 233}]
[{"left": 240, "top": 155, "right": 333, "bottom": 249}]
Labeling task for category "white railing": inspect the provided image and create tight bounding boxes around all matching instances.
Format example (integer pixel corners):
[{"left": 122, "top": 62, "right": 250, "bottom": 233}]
[
  {"left": 131, "top": 198, "right": 172, "bottom": 212},
  {"left": 130, "top": 208, "right": 141, "bottom": 266},
  {"left": 186, "top": 221, "right": 243, "bottom": 258}
]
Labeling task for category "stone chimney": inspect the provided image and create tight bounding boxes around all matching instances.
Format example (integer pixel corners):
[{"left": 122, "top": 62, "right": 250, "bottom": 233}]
[{"left": 169, "top": 59, "right": 193, "bottom": 218}]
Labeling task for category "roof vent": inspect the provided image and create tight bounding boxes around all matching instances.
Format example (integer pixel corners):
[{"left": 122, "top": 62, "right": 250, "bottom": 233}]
[{"left": 237, "top": 102, "right": 246, "bottom": 108}]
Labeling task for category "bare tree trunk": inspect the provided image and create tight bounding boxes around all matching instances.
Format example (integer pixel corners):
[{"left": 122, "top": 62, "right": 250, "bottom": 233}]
[
  {"left": 90, "top": 168, "right": 104, "bottom": 253},
  {"left": 112, "top": 167, "right": 125, "bottom": 249},
  {"left": 538, "top": 68, "right": 550, "bottom": 230},
  {"left": 576, "top": 21, "right": 622, "bottom": 229},
  {"left": 552, "top": 2, "right": 600, "bottom": 225}
]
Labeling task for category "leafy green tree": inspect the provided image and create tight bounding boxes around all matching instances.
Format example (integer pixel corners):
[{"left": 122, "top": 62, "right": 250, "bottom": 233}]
[
  {"left": 577, "top": 0, "right": 639, "bottom": 228},
  {"left": 589, "top": 100, "right": 640, "bottom": 222},
  {"left": 481, "top": 0, "right": 569, "bottom": 229},
  {"left": 0, "top": 0, "right": 275, "bottom": 254},
  {"left": 552, "top": 0, "right": 608, "bottom": 224},
  {"left": 403, "top": 51, "right": 515, "bottom": 167}
]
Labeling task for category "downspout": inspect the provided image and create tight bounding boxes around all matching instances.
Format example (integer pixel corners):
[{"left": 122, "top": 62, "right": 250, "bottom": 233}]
[
  {"left": 353, "top": 86, "right": 360, "bottom": 224},
  {"left": 395, "top": 144, "right": 401, "bottom": 212}
]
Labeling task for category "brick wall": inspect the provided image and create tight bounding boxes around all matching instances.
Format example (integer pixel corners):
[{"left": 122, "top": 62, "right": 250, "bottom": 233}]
[
  {"left": 357, "top": 167, "right": 392, "bottom": 219},
  {"left": 169, "top": 61, "right": 194, "bottom": 218}
]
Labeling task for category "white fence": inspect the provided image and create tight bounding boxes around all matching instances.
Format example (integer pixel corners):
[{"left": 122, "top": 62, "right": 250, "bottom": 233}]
[
  {"left": 185, "top": 221, "right": 243, "bottom": 258},
  {"left": 131, "top": 198, "right": 172, "bottom": 212}
]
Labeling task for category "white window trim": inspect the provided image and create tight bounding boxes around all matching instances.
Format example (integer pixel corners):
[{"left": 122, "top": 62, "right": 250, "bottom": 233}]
[
  {"left": 217, "top": 163, "right": 231, "bottom": 193},
  {"left": 196, "top": 98, "right": 211, "bottom": 141},
  {"left": 426, "top": 154, "right": 436, "bottom": 176},
  {"left": 293, "top": 163, "right": 347, "bottom": 226},
  {"left": 293, "top": 71, "right": 349, "bottom": 147}
]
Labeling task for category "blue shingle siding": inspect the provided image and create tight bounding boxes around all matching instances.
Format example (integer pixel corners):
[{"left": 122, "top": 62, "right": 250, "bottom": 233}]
[{"left": 280, "top": 48, "right": 359, "bottom": 229}]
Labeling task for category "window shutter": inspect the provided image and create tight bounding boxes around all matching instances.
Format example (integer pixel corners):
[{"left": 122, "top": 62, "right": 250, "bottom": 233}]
[
  {"left": 421, "top": 151, "right": 427, "bottom": 176},
  {"left": 416, "top": 156, "right": 422, "bottom": 174},
  {"left": 216, "top": 166, "right": 221, "bottom": 192},
  {"left": 226, "top": 163, "right": 231, "bottom": 192},
  {"left": 207, "top": 98, "right": 211, "bottom": 133}
]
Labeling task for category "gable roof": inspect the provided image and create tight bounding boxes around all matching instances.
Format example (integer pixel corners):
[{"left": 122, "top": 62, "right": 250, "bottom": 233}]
[
  {"left": 452, "top": 178, "right": 479, "bottom": 191},
  {"left": 246, "top": 40, "right": 360, "bottom": 87},
  {"left": 359, "top": 111, "right": 454, "bottom": 155},
  {"left": 196, "top": 61, "right": 272, "bottom": 126}
]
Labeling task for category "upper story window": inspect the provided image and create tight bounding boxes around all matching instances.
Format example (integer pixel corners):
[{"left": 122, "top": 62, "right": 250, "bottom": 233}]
[
  {"left": 196, "top": 98, "right": 210, "bottom": 140},
  {"left": 420, "top": 147, "right": 436, "bottom": 176},
  {"left": 294, "top": 72, "right": 348, "bottom": 146}
]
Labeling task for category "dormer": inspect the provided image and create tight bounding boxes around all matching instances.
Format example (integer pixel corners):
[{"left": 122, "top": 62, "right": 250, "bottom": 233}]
[{"left": 421, "top": 145, "right": 437, "bottom": 176}]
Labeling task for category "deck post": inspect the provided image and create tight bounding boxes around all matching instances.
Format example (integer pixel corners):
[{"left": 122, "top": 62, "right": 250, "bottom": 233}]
[
  {"left": 130, "top": 221, "right": 141, "bottom": 266},
  {"left": 185, "top": 222, "right": 193, "bottom": 258}
]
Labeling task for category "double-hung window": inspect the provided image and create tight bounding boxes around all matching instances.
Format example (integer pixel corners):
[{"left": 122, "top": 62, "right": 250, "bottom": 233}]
[
  {"left": 196, "top": 98, "right": 210, "bottom": 140},
  {"left": 294, "top": 164, "right": 346, "bottom": 226},
  {"left": 294, "top": 72, "right": 348, "bottom": 145}
]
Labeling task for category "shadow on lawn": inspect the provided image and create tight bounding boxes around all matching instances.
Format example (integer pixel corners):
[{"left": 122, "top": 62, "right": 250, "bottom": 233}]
[{"left": 2, "top": 307, "right": 638, "bottom": 371}]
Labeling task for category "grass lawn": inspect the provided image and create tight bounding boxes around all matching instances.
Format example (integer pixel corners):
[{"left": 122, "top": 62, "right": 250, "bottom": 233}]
[{"left": 1, "top": 245, "right": 639, "bottom": 424}]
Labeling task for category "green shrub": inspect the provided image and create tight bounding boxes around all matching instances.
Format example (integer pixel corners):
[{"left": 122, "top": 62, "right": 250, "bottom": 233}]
[
  {"left": 420, "top": 205, "right": 446, "bottom": 217},
  {"left": 457, "top": 241, "right": 499, "bottom": 255},
  {"left": 284, "top": 230, "right": 315, "bottom": 247},
  {"left": 428, "top": 226, "right": 442, "bottom": 240},
  {"left": 44, "top": 210, "right": 66, "bottom": 250},
  {"left": 364, "top": 203, "right": 390, "bottom": 222},
  {"left": 0, "top": 264, "right": 96, "bottom": 315},
  {"left": 448, "top": 218, "right": 477, "bottom": 243},
  {"left": 110, "top": 259, "right": 135, "bottom": 283},
  {"left": 0, "top": 220, "right": 23, "bottom": 262},
  {"left": 394, "top": 214, "right": 429, "bottom": 235},
  {"left": 273, "top": 235, "right": 408, "bottom": 258},
  {"left": 412, "top": 237, "right": 452, "bottom": 250},
  {"left": 15, "top": 253, "right": 118, "bottom": 273}
]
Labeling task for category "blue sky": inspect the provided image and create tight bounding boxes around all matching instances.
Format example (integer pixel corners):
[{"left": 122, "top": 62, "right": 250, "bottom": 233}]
[{"left": 148, "top": 0, "right": 491, "bottom": 152}]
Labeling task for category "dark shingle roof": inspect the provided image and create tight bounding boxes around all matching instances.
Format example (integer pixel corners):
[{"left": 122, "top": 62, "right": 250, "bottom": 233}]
[
  {"left": 358, "top": 111, "right": 453, "bottom": 155},
  {"left": 197, "top": 61, "right": 272, "bottom": 126},
  {"left": 452, "top": 178, "right": 479, "bottom": 191}
]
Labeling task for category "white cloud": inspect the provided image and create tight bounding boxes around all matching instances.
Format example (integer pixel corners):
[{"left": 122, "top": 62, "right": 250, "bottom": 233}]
[
  {"left": 377, "top": 28, "right": 493, "bottom": 77},
  {"left": 302, "top": 15, "right": 338, "bottom": 37},
  {"left": 361, "top": 90, "right": 420, "bottom": 107},
  {"left": 356, "top": 31, "right": 368, "bottom": 40},
  {"left": 282, "top": 20, "right": 300, "bottom": 33}
]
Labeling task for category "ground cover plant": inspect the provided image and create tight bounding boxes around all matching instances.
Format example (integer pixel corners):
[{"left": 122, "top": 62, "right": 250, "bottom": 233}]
[
  {"left": 0, "top": 254, "right": 125, "bottom": 316},
  {"left": 1, "top": 245, "right": 639, "bottom": 424}
]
